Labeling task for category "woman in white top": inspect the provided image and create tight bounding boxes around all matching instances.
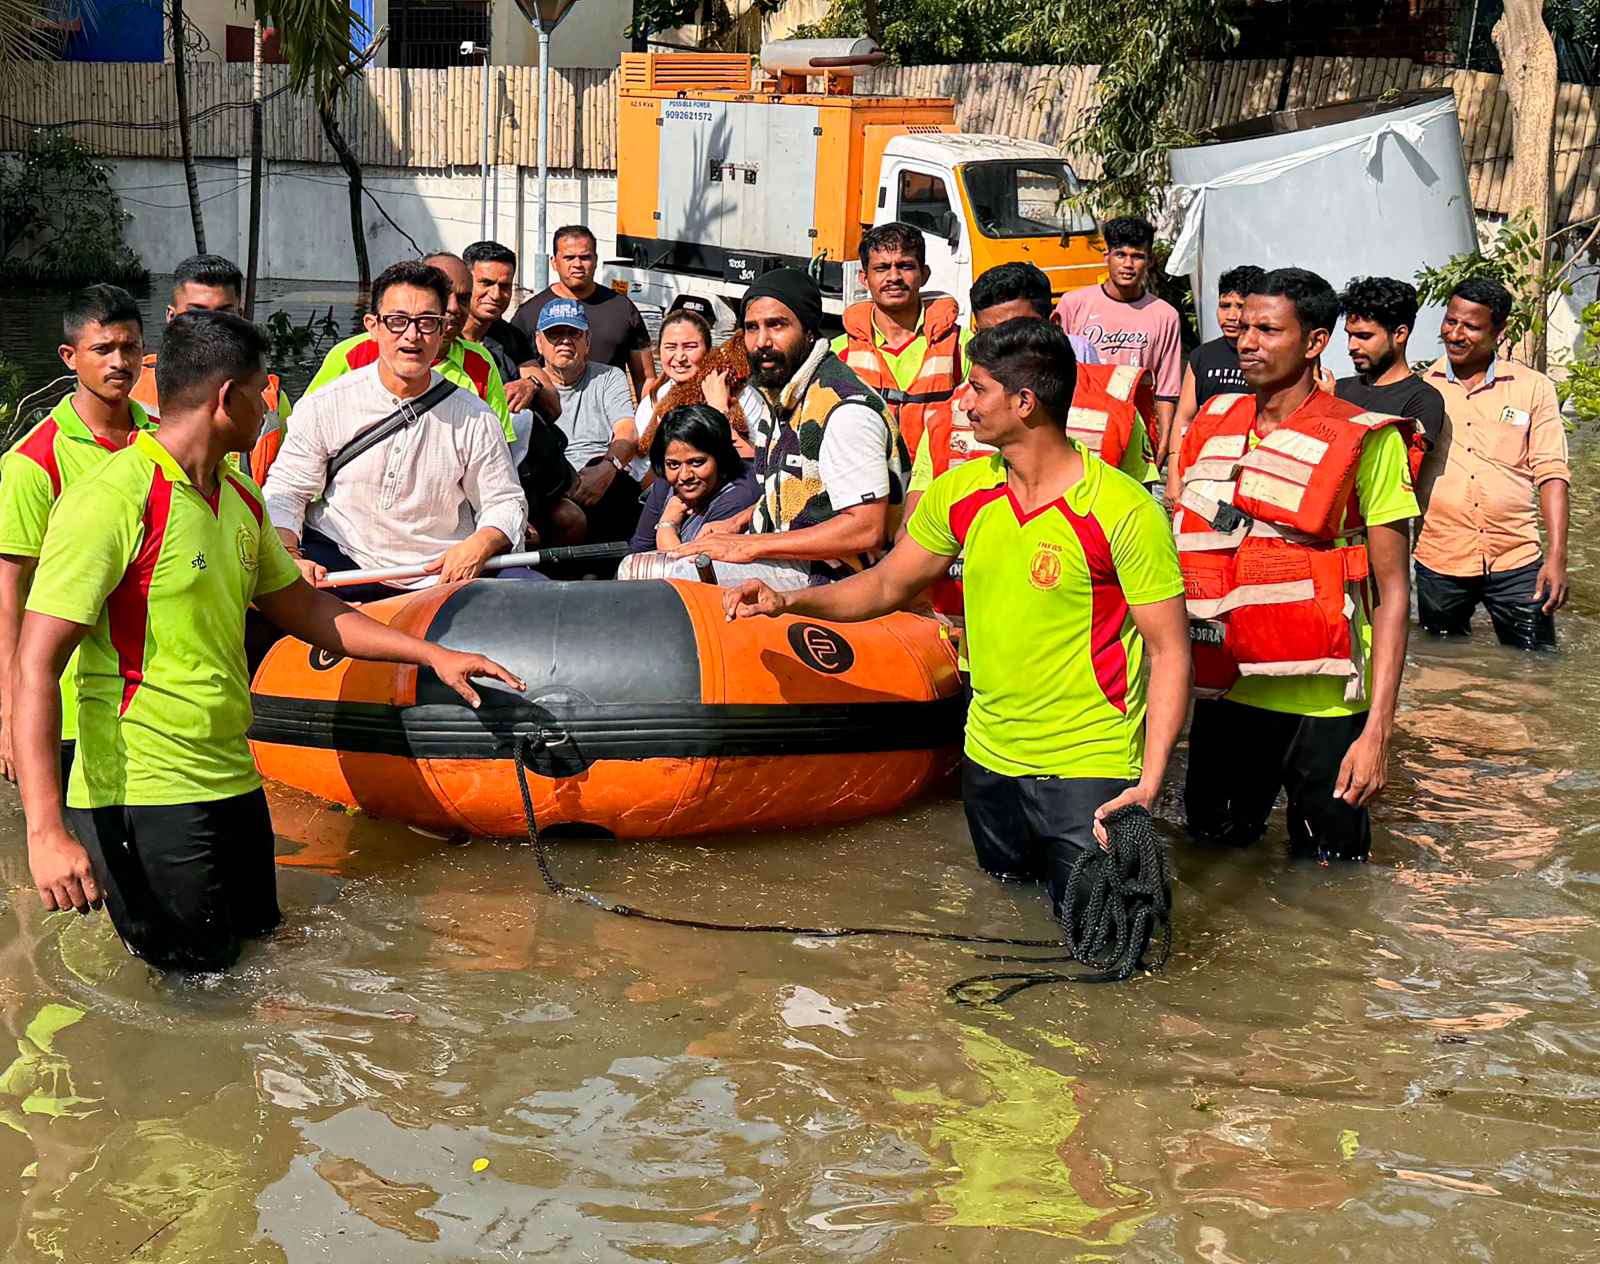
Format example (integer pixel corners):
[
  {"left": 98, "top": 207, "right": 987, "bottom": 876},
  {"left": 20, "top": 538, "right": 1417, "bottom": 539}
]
[{"left": 632, "top": 309, "right": 771, "bottom": 484}]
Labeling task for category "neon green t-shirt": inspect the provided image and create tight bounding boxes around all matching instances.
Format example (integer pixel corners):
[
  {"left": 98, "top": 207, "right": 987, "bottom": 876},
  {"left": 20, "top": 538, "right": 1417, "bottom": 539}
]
[
  {"left": 907, "top": 446, "right": 1184, "bottom": 778},
  {"left": 304, "top": 333, "right": 515, "bottom": 443},
  {"left": 1225, "top": 424, "right": 1419, "bottom": 718},
  {"left": 0, "top": 396, "right": 155, "bottom": 740},
  {"left": 26, "top": 432, "right": 303, "bottom": 807}
]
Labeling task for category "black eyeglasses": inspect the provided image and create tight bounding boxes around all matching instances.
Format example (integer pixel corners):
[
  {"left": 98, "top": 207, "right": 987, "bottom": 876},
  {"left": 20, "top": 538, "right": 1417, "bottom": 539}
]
[{"left": 377, "top": 313, "right": 445, "bottom": 336}]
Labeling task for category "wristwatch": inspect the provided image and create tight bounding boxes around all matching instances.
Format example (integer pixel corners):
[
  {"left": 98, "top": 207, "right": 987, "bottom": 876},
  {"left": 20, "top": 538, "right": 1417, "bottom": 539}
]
[{"left": 607, "top": 454, "right": 625, "bottom": 473}]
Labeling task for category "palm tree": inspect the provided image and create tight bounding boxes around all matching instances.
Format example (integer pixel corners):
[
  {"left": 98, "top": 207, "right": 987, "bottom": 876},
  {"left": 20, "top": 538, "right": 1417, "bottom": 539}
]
[
  {"left": 255, "top": 2, "right": 385, "bottom": 293},
  {"left": 167, "top": 0, "right": 206, "bottom": 252}
]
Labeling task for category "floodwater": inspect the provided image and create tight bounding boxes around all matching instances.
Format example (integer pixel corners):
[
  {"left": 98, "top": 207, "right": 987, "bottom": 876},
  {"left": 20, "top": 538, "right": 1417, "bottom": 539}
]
[{"left": 2, "top": 283, "right": 1599, "bottom": 1258}]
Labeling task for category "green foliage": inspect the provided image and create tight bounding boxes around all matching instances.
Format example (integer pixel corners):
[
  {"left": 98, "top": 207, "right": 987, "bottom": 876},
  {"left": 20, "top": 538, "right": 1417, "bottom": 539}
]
[
  {"left": 263, "top": 306, "right": 344, "bottom": 370},
  {"left": 628, "top": 0, "right": 705, "bottom": 39},
  {"left": 1005, "top": 0, "right": 1239, "bottom": 216},
  {"left": 795, "top": 0, "right": 1238, "bottom": 215},
  {"left": 258, "top": 0, "right": 368, "bottom": 99},
  {"left": 0, "top": 350, "right": 30, "bottom": 451},
  {"left": 1556, "top": 300, "right": 1600, "bottom": 426},
  {"left": 1412, "top": 210, "right": 1569, "bottom": 351},
  {"left": 794, "top": 0, "right": 1016, "bottom": 64},
  {"left": 0, "top": 133, "right": 146, "bottom": 286}
]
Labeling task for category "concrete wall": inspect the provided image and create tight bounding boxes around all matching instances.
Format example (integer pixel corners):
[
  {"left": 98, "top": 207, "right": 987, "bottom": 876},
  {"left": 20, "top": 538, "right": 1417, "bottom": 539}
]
[
  {"left": 107, "top": 156, "right": 620, "bottom": 288},
  {"left": 98, "top": 159, "right": 1600, "bottom": 372}
]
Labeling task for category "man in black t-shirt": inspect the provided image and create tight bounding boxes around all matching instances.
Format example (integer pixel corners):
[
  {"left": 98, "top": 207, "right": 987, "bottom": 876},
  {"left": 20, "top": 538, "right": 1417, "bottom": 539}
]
[
  {"left": 462, "top": 240, "right": 557, "bottom": 420},
  {"left": 510, "top": 224, "right": 653, "bottom": 399},
  {"left": 1334, "top": 276, "right": 1445, "bottom": 469},
  {"left": 1166, "top": 264, "right": 1262, "bottom": 498}
]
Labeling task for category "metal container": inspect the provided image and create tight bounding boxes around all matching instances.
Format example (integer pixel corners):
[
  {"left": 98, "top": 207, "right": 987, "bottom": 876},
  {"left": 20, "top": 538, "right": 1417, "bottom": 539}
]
[{"left": 1169, "top": 89, "right": 1476, "bottom": 376}]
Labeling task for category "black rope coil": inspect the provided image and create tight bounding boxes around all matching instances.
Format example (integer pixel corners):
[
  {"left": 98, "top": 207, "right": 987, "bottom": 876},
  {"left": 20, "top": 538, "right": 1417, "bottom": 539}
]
[{"left": 512, "top": 736, "right": 1174, "bottom": 1005}]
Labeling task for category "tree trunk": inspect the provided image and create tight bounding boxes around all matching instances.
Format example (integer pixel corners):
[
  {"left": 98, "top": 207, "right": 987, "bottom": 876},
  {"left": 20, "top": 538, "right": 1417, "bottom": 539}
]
[
  {"left": 1492, "top": 0, "right": 1559, "bottom": 370},
  {"left": 169, "top": 0, "right": 206, "bottom": 253},
  {"left": 318, "top": 95, "right": 370, "bottom": 294},
  {"left": 244, "top": 20, "right": 263, "bottom": 319}
]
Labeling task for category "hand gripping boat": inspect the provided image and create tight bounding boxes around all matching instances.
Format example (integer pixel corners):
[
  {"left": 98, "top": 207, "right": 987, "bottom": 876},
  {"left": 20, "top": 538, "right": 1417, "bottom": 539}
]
[{"left": 248, "top": 579, "right": 965, "bottom": 839}]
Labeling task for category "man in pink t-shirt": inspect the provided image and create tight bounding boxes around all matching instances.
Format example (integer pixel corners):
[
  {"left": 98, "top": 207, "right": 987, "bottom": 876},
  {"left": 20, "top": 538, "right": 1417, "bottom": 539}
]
[{"left": 1055, "top": 215, "right": 1183, "bottom": 466}]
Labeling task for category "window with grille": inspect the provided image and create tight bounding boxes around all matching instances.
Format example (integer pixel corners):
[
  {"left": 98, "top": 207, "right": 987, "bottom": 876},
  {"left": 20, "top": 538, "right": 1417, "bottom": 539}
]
[{"left": 389, "top": 0, "right": 490, "bottom": 69}]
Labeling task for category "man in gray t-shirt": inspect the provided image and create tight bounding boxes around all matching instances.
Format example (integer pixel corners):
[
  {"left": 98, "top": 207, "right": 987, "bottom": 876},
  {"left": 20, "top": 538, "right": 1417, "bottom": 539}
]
[{"left": 535, "top": 299, "right": 643, "bottom": 542}]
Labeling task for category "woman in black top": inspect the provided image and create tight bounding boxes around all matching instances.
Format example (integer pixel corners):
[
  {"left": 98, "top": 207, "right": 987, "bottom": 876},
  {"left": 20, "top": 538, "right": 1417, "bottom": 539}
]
[{"left": 624, "top": 404, "right": 759, "bottom": 558}]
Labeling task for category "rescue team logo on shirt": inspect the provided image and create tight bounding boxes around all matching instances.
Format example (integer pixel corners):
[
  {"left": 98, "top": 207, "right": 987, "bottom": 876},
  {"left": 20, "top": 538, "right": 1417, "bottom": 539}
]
[
  {"left": 236, "top": 524, "right": 258, "bottom": 571},
  {"left": 1029, "top": 541, "right": 1063, "bottom": 591},
  {"left": 788, "top": 623, "right": 855, "bottom": 675}
]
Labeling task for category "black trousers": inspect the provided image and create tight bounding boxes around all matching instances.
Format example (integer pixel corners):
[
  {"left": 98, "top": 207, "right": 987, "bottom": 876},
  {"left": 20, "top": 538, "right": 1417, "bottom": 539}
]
[
  {"left": 1184, "top": 697, "right": 1371, "bottom": 861},
  {"left": 575, "top": 458, "right": 644, "bottom": 544},
  {"left": 1415, "top": 558, "right": 1555, "bottom": 650},
  {"left": 68, "top": 787, "right": 279, "bottom": 973},
  {"left": 962, "top": 756, "right": 1135, "bottom": 920}
]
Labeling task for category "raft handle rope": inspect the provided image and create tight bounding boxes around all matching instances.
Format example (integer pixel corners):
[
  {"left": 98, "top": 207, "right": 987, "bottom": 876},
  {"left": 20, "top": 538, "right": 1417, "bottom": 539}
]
[{"left": 512, "top": 734, "right": 1175, "bottom": 1002}]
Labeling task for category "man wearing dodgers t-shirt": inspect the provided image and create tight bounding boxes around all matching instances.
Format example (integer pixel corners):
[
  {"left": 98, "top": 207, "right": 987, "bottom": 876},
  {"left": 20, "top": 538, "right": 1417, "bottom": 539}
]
[{"left": 1055, "top": 215, "right": 1184, "bottom": 469}]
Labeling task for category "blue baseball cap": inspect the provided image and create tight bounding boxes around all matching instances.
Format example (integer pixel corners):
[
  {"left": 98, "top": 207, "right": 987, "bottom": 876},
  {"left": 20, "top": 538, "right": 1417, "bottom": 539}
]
[{"left": 537, "top": 298, "right": 589, "bottom": 333}]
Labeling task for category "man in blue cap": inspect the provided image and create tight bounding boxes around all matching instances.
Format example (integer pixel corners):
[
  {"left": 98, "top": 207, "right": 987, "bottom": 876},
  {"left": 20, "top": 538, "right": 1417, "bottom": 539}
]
[{"left": 535, "top": 297, "right": 643, "bottom": 543}]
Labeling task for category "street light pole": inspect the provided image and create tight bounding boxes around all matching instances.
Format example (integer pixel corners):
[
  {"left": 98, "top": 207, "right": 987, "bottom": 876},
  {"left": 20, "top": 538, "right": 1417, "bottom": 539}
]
[
  {"left": 461, "top": 38, "right": 492, "bottom": 240},
  {"left": 513, "top": 0, "right": 579, "bottom": 291},
  {"left": 536, "top": 24, "right": 551, "bottom": 289}
]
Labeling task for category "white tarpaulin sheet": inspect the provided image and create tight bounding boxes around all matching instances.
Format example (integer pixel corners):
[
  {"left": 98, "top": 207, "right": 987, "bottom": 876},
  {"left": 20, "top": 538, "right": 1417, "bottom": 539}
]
[{"left": 1168, "top": 93, "right": 1477, "bottom": 377}]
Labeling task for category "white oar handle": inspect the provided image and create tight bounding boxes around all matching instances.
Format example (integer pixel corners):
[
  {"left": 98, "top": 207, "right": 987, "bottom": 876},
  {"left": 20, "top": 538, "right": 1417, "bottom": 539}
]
[{"left": 315, "top": 542, "right": 631, "bottom": 589}]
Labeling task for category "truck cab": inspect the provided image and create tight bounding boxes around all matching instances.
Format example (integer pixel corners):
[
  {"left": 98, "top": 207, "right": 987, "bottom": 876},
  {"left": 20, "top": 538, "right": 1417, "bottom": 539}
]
[
  {"left": 868, "top": 132, "right": 1102, "bottom": 314},
  {"left": 610, "top": 42, "right": 1105, "bottom": 326}
]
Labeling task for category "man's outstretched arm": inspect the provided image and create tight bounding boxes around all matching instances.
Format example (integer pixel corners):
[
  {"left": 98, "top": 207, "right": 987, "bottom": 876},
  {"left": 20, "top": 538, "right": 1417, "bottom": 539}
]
[{"left": 723, "top": 533, "right": 953, "bottom": 624}]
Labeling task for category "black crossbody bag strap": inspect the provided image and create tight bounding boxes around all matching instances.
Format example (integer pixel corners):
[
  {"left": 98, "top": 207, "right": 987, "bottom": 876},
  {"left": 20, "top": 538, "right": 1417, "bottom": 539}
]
[{"left": 326, "top": 378, "right": 458, "bottom": 483}]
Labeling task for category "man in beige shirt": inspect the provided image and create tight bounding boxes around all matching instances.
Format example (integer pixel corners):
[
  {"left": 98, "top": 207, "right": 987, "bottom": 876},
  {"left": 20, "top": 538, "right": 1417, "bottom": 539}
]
[{"left": 1414, "top": 278, "right": 1569, "bottom": 649}]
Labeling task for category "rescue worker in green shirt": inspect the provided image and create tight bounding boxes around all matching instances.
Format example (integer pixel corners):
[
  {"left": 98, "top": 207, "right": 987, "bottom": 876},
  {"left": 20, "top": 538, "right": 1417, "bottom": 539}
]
[
  {"left": 12, "top": 310, "right": 523, "bottom": 974},
  {"left": 304, "top": 251, "right": 517, "bottom": 444},
  {"left": 0, "top": 285, "right": 153, "bottom": 787}
]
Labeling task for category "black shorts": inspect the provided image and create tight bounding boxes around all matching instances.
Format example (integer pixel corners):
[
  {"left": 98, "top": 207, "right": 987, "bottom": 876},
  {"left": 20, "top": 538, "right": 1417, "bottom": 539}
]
[
  {"left": 1183, "top": 697, "right": 1370, "bottom": 861},
  {"left": 961, "top": 756, "right": 1135, "bottom": 920},
  {"left": 1415, "top": 558, "right": 1555, "bottom": 650},
  {"left": 67, "top": 787, "right": 279, "bottom": 973}
]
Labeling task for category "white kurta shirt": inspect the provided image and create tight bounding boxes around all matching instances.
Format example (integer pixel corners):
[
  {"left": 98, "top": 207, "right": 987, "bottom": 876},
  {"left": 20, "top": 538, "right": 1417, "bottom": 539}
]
[{"left": 263, "top": 364, "right": 527, "bottom": 585}]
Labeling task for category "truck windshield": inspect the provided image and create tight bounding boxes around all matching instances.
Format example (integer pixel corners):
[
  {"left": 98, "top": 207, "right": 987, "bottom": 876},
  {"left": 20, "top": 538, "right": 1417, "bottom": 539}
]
[{"left": 959, "top": 160, "right": 1098, "bottom": 240}]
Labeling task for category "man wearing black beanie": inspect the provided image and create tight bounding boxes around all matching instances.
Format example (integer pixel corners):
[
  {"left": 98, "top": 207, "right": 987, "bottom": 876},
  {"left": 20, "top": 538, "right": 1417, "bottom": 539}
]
[{"left": 666, "top": 268, "right": 908, "bottom": 587}]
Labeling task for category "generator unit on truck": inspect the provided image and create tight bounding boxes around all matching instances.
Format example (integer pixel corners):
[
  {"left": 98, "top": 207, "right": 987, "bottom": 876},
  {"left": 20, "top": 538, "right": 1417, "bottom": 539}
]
[{"left": 609, "top": 39, "right": 1105, "bottom": 321}]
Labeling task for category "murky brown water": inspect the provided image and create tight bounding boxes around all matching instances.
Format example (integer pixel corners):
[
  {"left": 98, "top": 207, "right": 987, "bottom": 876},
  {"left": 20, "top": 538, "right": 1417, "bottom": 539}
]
[{"left": 3, "top": 431, "right": 1598, "bottom": 1259}]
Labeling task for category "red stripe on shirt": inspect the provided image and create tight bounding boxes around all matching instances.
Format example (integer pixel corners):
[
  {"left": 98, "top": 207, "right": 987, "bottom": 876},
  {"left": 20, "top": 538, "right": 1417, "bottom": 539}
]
[
  {"left": 344, "top": 339, "right": 380, "bottom": 370},
  {"left": 108, "top": 468, "right": 174, "bottom": 716},
  {"left": 948, "top": 485, "right": 1007, "bottom": 548},
  {"left": 226, "top": 474, "right": 264, "bottom": 525},
  {"left": 16, "top": 421, "right": 63, "bottom": 498},
  {"left": 461, "top": 346, "right": 492, "bottom": 401},
  {"left": 1056, "top": 503, "right": 1130, "bottom": 714}
]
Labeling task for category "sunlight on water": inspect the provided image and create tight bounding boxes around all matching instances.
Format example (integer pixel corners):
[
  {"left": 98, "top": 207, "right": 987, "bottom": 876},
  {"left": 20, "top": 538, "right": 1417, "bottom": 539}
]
[{"left": 0, "top": 448, "right": 1597, "bottom": 1260}]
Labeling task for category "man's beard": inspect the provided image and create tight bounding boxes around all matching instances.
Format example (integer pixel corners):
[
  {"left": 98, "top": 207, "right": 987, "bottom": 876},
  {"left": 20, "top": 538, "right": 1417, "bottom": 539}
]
[
  {"left": 751, "top": 344, "right": 799, "bottom": 390},
  {"left": 1358, "top": 347, "right": 1397, "bottom": 379}
]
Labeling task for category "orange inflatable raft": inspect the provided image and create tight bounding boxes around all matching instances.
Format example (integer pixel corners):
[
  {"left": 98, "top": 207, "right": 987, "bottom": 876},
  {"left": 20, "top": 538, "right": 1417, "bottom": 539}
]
[{"left": 249, "top": 578, "right": 964, "bottom": 839}]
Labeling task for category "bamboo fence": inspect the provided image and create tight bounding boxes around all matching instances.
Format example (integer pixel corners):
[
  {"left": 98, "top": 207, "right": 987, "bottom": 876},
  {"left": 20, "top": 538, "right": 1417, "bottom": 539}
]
[{"left": 0, "top": 55, "right": 1594, "bottom": 222}]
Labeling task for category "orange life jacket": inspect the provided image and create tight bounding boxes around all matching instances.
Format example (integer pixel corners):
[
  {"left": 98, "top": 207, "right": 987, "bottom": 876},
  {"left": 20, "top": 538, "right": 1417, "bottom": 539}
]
[
  {"left": 132, "top": 353, "right": 287, "bottom": 484},
  {"left": 1174, "top": 390, "right": 1405, "bottom": 700},
  {"left": 1064, "top": 362, "right": 1153, "bottom": 471},
  {"left": 841, "top": 297, "right": 962, "bottom": 460}
]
